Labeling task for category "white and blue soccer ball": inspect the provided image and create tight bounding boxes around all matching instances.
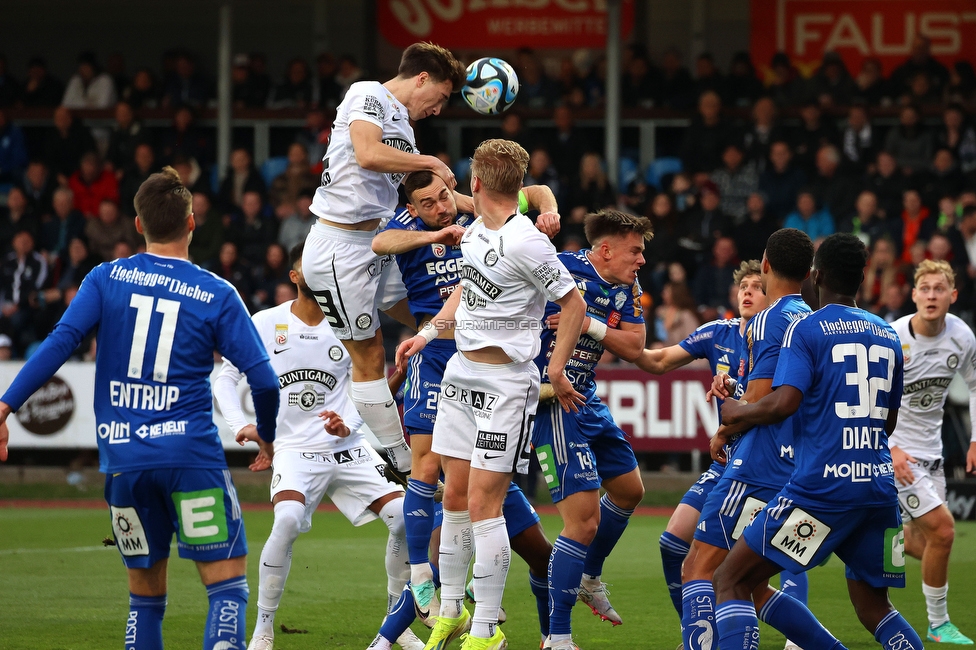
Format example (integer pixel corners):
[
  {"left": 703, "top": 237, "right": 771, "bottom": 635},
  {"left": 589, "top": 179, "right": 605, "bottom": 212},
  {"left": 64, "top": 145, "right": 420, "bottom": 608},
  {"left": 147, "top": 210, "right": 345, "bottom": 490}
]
[{"left": 461, "top": 57, "right": 519, "bottom": 115}]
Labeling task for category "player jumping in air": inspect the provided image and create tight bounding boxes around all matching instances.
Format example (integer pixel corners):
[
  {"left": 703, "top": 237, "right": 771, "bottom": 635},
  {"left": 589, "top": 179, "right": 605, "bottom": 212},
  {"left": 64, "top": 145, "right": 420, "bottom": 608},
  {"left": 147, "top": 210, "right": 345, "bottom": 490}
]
[
  {"left": 890, "top": 259, "right": 976, "bottom": 645},
  {"left": 0, "top": 167, "right": 280, "bottom": 650},
  {"left": 716, "top": 232, "right": 924, "bottom": 650}
]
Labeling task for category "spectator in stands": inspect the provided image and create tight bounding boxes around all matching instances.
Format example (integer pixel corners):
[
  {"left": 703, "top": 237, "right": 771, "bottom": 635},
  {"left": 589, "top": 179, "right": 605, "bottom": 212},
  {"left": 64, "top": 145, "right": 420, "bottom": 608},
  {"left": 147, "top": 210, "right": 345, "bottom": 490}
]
[
  {"left": 0, "top": 230, "right": 46, "bottom": 355},
  {"left": 170, "top": 155, "right": 210, "bottom": 195},
  {"left": 247, "top": 52, "right": 273, "bottom": 106},
  {"left": 105, "top": 102, "right": 147, "bottom": 173},
  {"left": 210, "top": 241, "right": 254, "bottom": 312},
  {"left": 568, "top": 152, "right": 615, "bottom": 215},
  {"left": 642, "top": 192, "right": 681, "bottom": 293},
  {"left": 899, "top": 189, "right": 936, "bottom": 263},
  {"left": 548, "top": 105, "right": 590, "bottom": 180},
  {"left": 231, "top": 190, "right": 276, "bottom": 268},
  {"left": 516, "top": 48, "right": 558, "bottom": 108},
  {"left": 497, "top": 110, "right": 536, "bottom": 154},
  {"left": 40, "top": 187, "right": 85, "bottom": 263},
  {"left": 61, "top": 52, "right": 116, "bottom": 109},
  {"left": 936, "top": 103, "right": 976, "bottom": 177},
  {"left": 268, "top": 58, "right": 315, "bottom": 109},
  {"left": 0, "top": 334, "right": 12, "bottom": 360},
  {"left": 677, "top": 180, "right": 732, "bottom": 273},
  {"left": 295, "top": 109, "right": 329, "bottom": 171},
  {"left": 861, "top": 237, "right": 904, "bottom": 310},
  {"left": 218, "top": 147, "right": 266, "bottom": 214},
  {"left": 162, "top": 52, "right": 211, "bottom": 108},
  {"left": 277, "top": 191, "right": 315, "bottom": 252},
  {"left": 839, "top": 190, "right": 900, "bottom": 249},
  {"left": 274, "top": 281, "right": 298, "bottom": 306},
  {"left": 268, "top": 142, "right": 317, "bottom": 209},
  {"left": 810, "top": 143, "right": 858, "bottom": 221},
  {"left": 808, "top": 51, "right": 855, "bottom": 107},
  {"left": 766, "top": 52, "right": 803, "bottom": 106},
  {"left": 0, "top": 54, "right": 20, "bottom": 107},
  {"left": 759, "top": 140, "right": 806, "bottom": 222},
  {"left": 727, "top": 52, "right": 764, "bottom": 108},
  {"left": 891, "top": 35, "right": 949, "bottom": 98},
  {"left": 693, "top": 236, "right": 738, "bottom": 322},
  {"left": 735, "top": 192, "right": 778, "bottom": 261},
  {"left": 0, "top": 187, "right": 38, "bottom": 253},
  {"left": 692, "top": 53, "right": 726, "bottom": 102},
  {"left": 187, "top": 191, "right": 224, "bottom": 268},
  {"left": 68, "top": 151, "right": 119, "bottom": 219},
  {"left": 84, "top": 199, "right": 136, "bottom": 262},
  {"left": 679, "top": 90, "right": 734, "bottom": 176},
  {"left": 251, "top": 242, "right": 290, "bottom": 310},
  {"left": 621, "top": 52, "right": 657, "bottom": 108},
  {"left": 659, "top": 47, "right": 694, "bottom": 109},
  {"left": 920, "top": 149, "right": 964, "bottom": 208},
  {"left": 121, "top": 67, "right": 160, "bottom": 109},
  {"left": 20, "top": 160, "right": 55, "bottom": 217},
  {"left": 877, "top": 281, "right": 909, "bottom": 323},
  {"left": 865, "top": 150, "right": 908, "bottom": 219},
  {"left": 742, "top": 96, "right": 784, "bottom": 167},
  {"left": 621, "top": 176, "right": 652, "bottom": 218},
  {"left": 21, "top": 56, "right": 63, "bottom": 107},
  {"left": 792, "top": 101, "right": 838, "bottom": 175},
  {"left": 885, "top": 104, "right": 933, "bottom": 174},
  {"left": 314, "top": 52, "right": 342, "bottom": 109},
  {"left": 670, "top": 172, "right": 697, "bottom": 215},
  {"left": 105, "top": 53, "right": 128, "bottom": 97},
  {"left": 853, "top": 58, "right": 891, "bottom": 106},
  {"left": 334, "top": 54, "right": 363, "bottom": 98},
  {"left": 43, "top": 106, "right": 96, "bottom": 181},
  {"left": 118, "top": 142, "right": 156, "bottom": 216},
  {"left": 524, "top": 146, "right": 562, "bottom": 208},
  {"left": 957, "top": 205, "right": 976, "bottom": 282},
  {"left": 783, "top": 190, "right": 834, "bottom": 241},
  {"left": 556, "top": 54, "right": 587, "bottom": 107},
  {"left": 711, "top": 141, "right": 758, "bottom": 222},
  {"left": 231, "top": 53, "right": 267, "bottom": 109},
  {"left": 0, "top": 108, "right": 27, "bottom": 185},
  {"left": 903, "top": 71, "right": 941, "bottom": 107},
  {"left": 158, "top": 106, "right": 212, "bottom": 167},
  {"left": 47, "top": 236, "right": 95, "bottom": 292},
  {"left": 839, "top": 103, "right": 879, "bottom": 175},
  {"left": 654, "top": 281, "right": 699, "bottom": 346},
  {"left": 945, "top": 61, "right": 976, "bottom": 105}
]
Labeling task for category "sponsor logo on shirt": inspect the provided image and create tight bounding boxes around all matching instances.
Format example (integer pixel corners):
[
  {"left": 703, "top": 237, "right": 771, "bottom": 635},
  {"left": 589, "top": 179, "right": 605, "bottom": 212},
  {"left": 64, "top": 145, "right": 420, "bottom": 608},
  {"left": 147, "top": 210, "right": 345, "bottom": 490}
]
[
  {"left": 278, "top": 369, "right": 338, "bottom": 391},
  {"left": 531, "top": 263, "right": 561, "bottom": 288},
  {"left": 459, "top": 265, "right": 503, "bottom": 299}
]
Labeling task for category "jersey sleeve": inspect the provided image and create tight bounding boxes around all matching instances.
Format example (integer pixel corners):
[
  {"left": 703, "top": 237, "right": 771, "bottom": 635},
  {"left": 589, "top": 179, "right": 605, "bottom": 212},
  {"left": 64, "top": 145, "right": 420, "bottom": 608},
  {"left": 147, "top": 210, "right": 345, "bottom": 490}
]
[
  {"left": 213, "top": 357, "right": 249, "bottom": 435},
  {"left": 679, "top": 321, "right": 717, "bottom": 361},
  {"left": 750, "top": 311, "right": 787, "bottom": 380},
  {"left": 515, "top": 230, "right": 576, "bottom": 301},
  {"left": 1, "top": 266, "right": 104, "bottom": 410},
  {"left": 958, "top": 328, "right": 976, "bottom": 443},
  {"left": 345, "top": 83, "right": 387, "bottom": 130},
  {"left": 619, "top": 280, "right": 644, "bottom": 324},
  {"left": 772, "top": 318, "right": 814, "bottom": 395}
]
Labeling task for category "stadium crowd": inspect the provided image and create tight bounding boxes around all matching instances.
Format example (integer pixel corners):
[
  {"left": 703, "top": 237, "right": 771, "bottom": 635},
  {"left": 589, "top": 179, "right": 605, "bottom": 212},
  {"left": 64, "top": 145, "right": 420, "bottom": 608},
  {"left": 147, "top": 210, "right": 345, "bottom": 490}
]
[{"left": 1, "top": 37, "right": 975, "bottom": 360}]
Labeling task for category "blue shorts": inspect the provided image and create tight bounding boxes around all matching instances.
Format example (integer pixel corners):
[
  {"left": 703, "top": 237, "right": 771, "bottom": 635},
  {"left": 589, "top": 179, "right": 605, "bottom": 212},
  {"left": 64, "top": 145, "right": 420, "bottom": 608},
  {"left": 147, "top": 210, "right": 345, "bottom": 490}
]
[
  {"left": 533, "top": 396, "right": 638, "bottom": 504},
  {"left": 694, "top": 477, "right": 780, "bottom": 550},
  {"left": 403, "top": 338, "right": 455, "bottom": 434},
  {"left": 429, "top": 483, "right": 540, "bottom": 539},
  {"left": 105, "top": 468, "right": 247, "bottom": 569},
  {"left": 679, "top": 460, "right": 726, "bottom": 511},
  {"left": 742, "top": 493, "right": 905, "bottom": 588}
]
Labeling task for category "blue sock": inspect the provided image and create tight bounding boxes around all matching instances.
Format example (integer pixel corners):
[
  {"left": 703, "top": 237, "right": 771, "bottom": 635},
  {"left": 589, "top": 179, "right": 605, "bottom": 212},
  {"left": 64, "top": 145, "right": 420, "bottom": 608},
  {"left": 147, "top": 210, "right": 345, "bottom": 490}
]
[
  {"left": 549, "top": 536, "right": 588, "bottom": 636},
  {"left": 875, "top": 610, "right": 925, "bottom": 649},
  {"left": 681, "top": 580, "right": 717, "bottom": 650},
  {"left": 759, "top": 589, "right": 845, "bottom": 649},
  {"left": 715, "top": 599, "right": 761, "bottom": 650},
  {"left": 659, "top": 531, "right": 690, "bottom": 616},
  {"left": 529, "top": 571, "right": 550, "bottom": 637},
  {"left": 780, "top": 570, "right": 808, "bottom": 605},
  {"left": 204, "top": 576, "right": 248, "bottom": 650},
  {"left": 125, "top": 593, "right": 166, "bottom": 650},
  {"left": 379, "top": 584, "right": 418, "bottom": 642},
  {"left": 404, "top": 478, "right": 437, "bottom": 566},
  {"left": 582, "top": 494, "right": 633, "bottom": 578}
]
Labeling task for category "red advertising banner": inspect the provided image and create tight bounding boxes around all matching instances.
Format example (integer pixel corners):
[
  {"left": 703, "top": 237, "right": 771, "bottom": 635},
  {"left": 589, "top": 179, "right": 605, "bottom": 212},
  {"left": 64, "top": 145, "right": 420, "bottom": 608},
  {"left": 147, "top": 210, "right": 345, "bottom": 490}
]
[
  {"left": 751, "top": 0, "right": 976, "bottom": 78},
  {"left": 378, "top": 0, "right": 635, "bottom": 50},
  {"left": 593, "top": 367, "right": 716, "bottom": 453}
]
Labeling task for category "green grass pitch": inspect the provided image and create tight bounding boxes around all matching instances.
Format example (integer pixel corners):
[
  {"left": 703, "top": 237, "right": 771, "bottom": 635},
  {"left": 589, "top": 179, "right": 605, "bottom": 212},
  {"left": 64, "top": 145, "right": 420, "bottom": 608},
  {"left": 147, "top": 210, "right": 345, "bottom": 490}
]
[{"left": 1, "top": 506, "right": 974, "bottom": 649}]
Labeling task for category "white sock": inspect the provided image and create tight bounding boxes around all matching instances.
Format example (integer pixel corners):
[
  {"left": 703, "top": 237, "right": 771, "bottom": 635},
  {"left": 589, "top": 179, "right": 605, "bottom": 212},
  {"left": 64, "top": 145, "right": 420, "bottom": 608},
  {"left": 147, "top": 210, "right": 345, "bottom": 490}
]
[
  {"left": 470, "top": 516, "right": 510, "bottom": 639},
  {"left": 379, "top": 498, "right": 409, "bottom": 609},
  {"left": 367, "top": 632, "right": 393, "bottom": 649},
  {"left": 411, "top": 561, "right": 434, "bottom": 587},
  {"left": 254, "top": 500, "right": 305, "bottom": 636},
  {"left": 352, "top": 378, "right": 411, "bottom": 471},
  {"left": 922, "top": 582, "right": 949, "bottom": 628},
  {"left": 438, "top": 509, "right": 473, "bottom": 619},
  {"left": 581, "top": 572, "right": 601, "bottom": 588}
]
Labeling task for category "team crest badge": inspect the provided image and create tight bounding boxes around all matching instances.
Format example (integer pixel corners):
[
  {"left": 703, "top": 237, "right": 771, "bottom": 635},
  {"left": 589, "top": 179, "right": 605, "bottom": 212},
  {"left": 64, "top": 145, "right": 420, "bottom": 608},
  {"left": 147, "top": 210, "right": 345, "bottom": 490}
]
[
  {"left": 275, "top": 324, "right": 288, "bottom": 345},
  {"left": 614, "top": 291, "right": 626, "bottom": 310},
  {"left": 948, "top": 354, "right": 959, "bottom": 370},
  {"left": 431, "top": 243, "right": 447, "bottom": 258},
  {"left": 485, "top": 250, "right": 498, "bottom": 266},
  {"left": 329, "top": 345, "right": 343, "bottom": 361}
]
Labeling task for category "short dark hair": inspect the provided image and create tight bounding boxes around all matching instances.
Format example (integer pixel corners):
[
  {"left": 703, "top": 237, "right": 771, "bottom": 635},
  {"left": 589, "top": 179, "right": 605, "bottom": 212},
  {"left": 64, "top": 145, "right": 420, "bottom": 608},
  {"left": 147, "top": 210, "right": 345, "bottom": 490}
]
[
  {"left": 288, "top": 241, "right": 304, "bottom": 271},
  {"left": 962, "top": 205, "right": 976, "bottom": 221},
  {"left": 814, "top": 233, "right": 868, "bottom": 296},
  {"left": 583, "top": 209, "right": 654, "bottom": 246},
  {"left": 403, "top": 170, "right": 438, "bottom": 202},
  {"left": 765, "top": 228, "right": 814, "bottom": 282},
  {"left": 397, "top": 42, "right": 466, "bottom": 92},
  {"left": 133, "top": 166, "right": 192, "bottom": 244}
]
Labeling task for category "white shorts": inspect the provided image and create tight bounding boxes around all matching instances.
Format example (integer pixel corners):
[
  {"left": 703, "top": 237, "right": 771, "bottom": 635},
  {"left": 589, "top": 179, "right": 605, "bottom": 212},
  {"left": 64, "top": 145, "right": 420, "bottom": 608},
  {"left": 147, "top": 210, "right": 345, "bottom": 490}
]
[
  {"left": 431, "top": 352, "right": 539, "bottom": 474},
  {"left": 302, "top": 222, "right": 408, "bottom": 340},
  {"left": 269, "top": 446, "right": 403, "bottom": 529},
  {"left": 897, "top": 458, "right": 946, "bottom": 521}
]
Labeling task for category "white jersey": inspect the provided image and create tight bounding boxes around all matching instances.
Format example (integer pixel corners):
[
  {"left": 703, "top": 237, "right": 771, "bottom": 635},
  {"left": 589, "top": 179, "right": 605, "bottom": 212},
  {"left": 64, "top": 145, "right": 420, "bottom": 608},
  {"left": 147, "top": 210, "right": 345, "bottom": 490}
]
[
  {"left": 214, "top": 301, "right": 364, "bottom": 454},
  {"left": 890, "top": 313, "right": 976, "bottom": 459},
  {"left": 454, "top": 213, "right": 575, "bottom": 363},
  {"left": 310, "top": 81, "right": 418, "bottom": 225}
]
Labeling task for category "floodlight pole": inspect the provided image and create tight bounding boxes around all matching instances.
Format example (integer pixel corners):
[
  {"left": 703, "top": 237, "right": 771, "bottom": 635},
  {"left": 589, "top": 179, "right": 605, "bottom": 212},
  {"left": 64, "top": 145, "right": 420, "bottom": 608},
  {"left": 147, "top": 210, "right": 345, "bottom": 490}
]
[
  {"left": 217, "top": 1, "right": 233, "bottom": 181},
  {"left": 605, "top": 0, "right": 621, "bottom": 188}
]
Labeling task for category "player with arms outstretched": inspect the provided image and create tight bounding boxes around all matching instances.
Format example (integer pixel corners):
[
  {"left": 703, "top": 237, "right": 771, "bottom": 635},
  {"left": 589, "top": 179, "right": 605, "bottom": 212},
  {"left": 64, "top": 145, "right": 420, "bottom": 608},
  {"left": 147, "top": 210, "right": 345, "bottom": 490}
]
[
  {"left": 214, "top": 243, "right": 418, "bottom": 650},
  {"left": 890, "top": 259, "right": 976, "bottom": 645},
  {"left": 715, "top": 232, "right": 923, "bottom": 650},
  {"left": 0, "top": 167, "right": 280, "bottom": 650},
  {"left": 304, "top": 42, "right": 465, "bottom": 474}
]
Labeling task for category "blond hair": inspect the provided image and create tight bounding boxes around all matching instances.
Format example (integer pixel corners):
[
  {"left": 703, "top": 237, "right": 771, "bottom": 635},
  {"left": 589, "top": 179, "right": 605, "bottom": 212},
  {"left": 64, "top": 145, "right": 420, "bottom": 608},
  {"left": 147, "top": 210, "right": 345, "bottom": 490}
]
[
  {"left": 733, "top": 259, "right": 763, "bottom": 285},
  {"left": 914, "top": 259, "right": 955, "bottom": 288},
  {"left": 471, "top": 139, "right": 529, "bottom": 196}
]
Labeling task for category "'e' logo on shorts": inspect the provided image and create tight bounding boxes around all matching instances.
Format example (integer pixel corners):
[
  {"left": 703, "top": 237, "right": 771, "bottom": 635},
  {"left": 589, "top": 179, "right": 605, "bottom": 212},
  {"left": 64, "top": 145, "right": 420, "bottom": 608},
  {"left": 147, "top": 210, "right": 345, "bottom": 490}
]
[{"left": 173, "top": 488, "right": 228, "bottom": 545}]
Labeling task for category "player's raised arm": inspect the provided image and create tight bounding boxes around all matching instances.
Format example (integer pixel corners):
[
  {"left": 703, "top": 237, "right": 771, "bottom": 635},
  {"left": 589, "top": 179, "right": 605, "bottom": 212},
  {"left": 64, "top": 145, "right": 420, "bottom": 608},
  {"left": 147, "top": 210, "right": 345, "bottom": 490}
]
[
  {"left": 634, "top": 344, "right": 696, "bottom": 374},
  {"left": 349, "top": 121, "right": 454, "bottom": 188},
  {"left": 372, "top": 221, "right": 464, "bottom": 255}
]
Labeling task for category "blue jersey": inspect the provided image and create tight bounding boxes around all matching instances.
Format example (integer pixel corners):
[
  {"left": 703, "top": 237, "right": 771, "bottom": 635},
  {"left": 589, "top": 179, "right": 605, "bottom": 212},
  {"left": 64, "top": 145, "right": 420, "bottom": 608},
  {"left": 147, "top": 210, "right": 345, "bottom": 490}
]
[
  {"left": 773, "top": 304, "right": 903, "bottom": 508},
  {"left": 725, "top": 294, "right": 811, "bottom": 489},
  {"left": 384, "top": 208, "right": 476, "bottom": 324},
  {"left": 679, "top": 318, "right": 749, "bottom": 404},
  {"left": 1, "top": 254, "right": 279, "bottom": 473},
  {"left": 535, "top": 250, "right": 644, "bottom": 394}
]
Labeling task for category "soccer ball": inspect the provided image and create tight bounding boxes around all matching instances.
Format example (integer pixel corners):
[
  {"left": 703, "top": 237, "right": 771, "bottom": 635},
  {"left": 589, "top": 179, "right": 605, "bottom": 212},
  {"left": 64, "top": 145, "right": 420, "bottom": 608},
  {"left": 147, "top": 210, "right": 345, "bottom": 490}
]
[{"left": 461, "top": 58, "right": 519, "bottom": 115}]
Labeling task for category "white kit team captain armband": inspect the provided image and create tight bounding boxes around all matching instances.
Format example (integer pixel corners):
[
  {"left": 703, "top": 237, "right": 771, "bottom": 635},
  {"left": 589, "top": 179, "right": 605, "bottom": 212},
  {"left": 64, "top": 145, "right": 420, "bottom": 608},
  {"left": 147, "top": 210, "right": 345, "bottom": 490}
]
[
  {"left": 419, "top": 321, "right": 438, "bottom": 343},
  {"left": 586, "top": 318, "right": 608, "bottom": 342}
]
